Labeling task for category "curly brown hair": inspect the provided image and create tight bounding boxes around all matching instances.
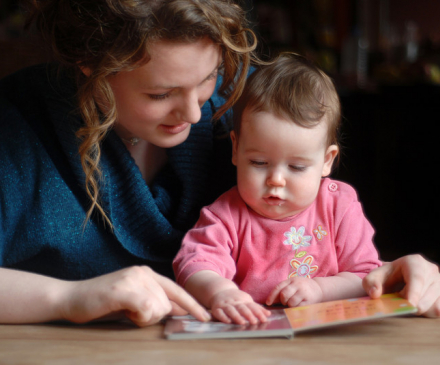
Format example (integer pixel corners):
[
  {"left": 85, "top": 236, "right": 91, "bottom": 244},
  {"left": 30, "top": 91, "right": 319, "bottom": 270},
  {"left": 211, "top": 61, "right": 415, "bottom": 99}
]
[{"left": 24, "top": 0, "right": 258, "bottom": 228}]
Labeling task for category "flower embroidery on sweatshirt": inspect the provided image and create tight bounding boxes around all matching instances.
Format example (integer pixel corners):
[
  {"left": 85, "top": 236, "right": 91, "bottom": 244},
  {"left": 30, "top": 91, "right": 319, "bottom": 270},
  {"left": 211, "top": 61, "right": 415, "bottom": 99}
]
[
  {"left": 283, "top": 226, "right": 322, "bottom": 279},
  {"left": 289, "top": 255, "right": 318, "bottom": 278},
  {"left": 283, "top": 226, "right": 312, "bottom": 251},
  {"left": 313, "top": 225, "right": 328, "bottom": 241}
]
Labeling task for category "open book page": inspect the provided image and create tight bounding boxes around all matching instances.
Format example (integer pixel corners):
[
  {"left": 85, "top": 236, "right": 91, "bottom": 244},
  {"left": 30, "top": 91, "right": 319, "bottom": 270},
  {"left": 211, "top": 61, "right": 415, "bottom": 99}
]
[
  {"left": 286, "top": 293, "right": 417, "bottom": 332},
  {"left": 164, "top": 309, "right": 293, "bottom": 340},
  {"left": 164, "top": 294, "right": 417, "bottom": 340}
]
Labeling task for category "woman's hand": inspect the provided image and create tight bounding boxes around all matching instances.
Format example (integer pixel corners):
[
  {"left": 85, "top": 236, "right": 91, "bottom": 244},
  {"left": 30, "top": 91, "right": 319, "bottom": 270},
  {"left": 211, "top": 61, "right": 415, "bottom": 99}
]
[
  {"left": 363, "top": 254, "right": 440, "bottom": 318},
  {"left": 60, "top": 266, "right": 211, "bottom": 326}
]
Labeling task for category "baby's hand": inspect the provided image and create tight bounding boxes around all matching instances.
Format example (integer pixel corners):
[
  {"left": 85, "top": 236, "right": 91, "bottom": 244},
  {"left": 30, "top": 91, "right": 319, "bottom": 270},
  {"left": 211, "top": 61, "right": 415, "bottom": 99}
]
[
  {"left": 266, "top": 277, "right": 323, "bottom": 307},
  {"left": 210, "top": 288, "right": 271, "bottom": 325}
]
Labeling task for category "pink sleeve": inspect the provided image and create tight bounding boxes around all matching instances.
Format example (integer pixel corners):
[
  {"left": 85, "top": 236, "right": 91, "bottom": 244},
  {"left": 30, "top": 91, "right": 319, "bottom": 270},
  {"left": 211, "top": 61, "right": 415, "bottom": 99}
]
[
  {"left": 334, "top": 200, "right": 382, "bottom": 278},
  {"left": 172, "top": 206, "right": 238, "bottom": 287}
]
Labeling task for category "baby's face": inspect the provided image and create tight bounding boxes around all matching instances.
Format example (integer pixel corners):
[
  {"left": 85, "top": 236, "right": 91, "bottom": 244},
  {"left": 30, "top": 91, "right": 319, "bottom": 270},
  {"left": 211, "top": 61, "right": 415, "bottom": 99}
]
[{"left": 231, "top": 108, "right": 338, "bottom": 220}]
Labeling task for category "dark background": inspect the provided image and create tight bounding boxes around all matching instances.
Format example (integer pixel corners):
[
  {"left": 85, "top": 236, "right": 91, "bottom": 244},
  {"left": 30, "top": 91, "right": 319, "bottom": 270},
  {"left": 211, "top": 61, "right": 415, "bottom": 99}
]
[{"left": 1, "top": 0, "right": 439, "bottom": 262}]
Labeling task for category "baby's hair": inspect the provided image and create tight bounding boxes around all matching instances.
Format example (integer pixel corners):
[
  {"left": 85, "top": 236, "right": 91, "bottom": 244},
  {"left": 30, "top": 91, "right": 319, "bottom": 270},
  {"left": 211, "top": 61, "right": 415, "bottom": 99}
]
[
  {"left": 233, "top": 53, "right": 341, "bottom": 149},
  {"left": 24, "top": 0, "right": 258, "bottom": 228}
]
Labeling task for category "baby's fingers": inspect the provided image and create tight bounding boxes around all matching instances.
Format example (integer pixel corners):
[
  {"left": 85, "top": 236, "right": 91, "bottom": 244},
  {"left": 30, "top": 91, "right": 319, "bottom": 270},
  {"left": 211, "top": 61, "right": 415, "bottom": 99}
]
[
  {"left": 212, "top": 303, "right": 270, "bottom": 325},
  {"left": 266, "top": 280, "right": 290, "bottom": 306},
  {"left": 247, "top": 302, "right": 271, "bottom": 323},
  {"left": 212, "top": 306, "right": 242, "bottom": 324}
]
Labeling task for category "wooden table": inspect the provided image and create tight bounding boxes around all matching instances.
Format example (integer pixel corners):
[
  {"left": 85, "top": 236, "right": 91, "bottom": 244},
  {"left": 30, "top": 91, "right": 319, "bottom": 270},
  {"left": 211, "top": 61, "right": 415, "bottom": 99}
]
[{"left": 0, "top": 316, "right": 439, "bottom": 364}]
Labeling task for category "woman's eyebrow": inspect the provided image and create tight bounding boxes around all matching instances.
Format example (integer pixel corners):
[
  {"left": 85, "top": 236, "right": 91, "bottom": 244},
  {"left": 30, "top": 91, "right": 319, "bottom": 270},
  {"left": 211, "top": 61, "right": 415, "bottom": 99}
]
[{"left": 147, "top": 64, "right": 221, "bottom": 90}]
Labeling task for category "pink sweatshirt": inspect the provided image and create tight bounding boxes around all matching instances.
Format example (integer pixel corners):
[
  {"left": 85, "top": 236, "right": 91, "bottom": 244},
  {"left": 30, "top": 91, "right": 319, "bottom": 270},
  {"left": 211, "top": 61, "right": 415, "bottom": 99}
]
[{"left": 173, "top": 178, "right": 381, "bottom": 304}]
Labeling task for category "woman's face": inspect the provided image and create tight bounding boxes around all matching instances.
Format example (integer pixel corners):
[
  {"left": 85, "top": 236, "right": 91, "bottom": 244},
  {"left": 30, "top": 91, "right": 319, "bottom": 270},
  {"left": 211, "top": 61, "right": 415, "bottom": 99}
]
[{"left": 109, "top": 37, "right": 222, "bottom": 148}]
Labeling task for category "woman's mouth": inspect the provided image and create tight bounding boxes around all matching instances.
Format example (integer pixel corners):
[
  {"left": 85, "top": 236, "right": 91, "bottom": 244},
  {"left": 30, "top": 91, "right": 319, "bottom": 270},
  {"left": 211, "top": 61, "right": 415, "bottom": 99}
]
[{"left": 160, "top": 122, "right": 190, "bottom": 134}]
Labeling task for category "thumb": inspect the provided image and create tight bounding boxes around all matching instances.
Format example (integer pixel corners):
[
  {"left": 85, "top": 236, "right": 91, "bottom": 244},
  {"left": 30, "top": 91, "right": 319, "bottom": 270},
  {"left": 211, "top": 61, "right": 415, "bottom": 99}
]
[{"left": 363, "top": 264, "right": 394, "bottom": 298}]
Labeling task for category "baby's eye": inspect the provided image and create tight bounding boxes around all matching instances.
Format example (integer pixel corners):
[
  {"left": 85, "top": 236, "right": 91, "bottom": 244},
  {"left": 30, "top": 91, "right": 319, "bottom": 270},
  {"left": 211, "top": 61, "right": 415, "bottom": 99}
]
[
  {"left": 250, "top": 160, "right": 267, "bottom": 166},
  {"left": 289, "top": 165, "right": 307, "bottom": 172},
  {"left": 148, "top": 92, "right": 171, "bottom": 100}
]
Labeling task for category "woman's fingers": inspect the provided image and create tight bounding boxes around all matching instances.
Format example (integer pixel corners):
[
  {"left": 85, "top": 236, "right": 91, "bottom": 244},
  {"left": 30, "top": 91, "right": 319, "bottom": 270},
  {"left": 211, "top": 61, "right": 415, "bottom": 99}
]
[
  {"left": 362, "top": 262, "right": 395, "bottom": 298},
  {"left": 65, "top": 266, "right": 210, "bottom": 327},
  {"left": 363, "top": 255, "right": 440, "bottom": 317},
  {"left": 153, "top": 272, "right": 211, "bottom": 322}
]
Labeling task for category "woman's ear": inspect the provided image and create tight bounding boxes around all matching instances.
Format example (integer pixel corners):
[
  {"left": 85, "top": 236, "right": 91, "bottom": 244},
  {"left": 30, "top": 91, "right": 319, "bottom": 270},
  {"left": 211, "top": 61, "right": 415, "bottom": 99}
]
[
  {"left": 80, "top": 66, "right": 92, "bottom": 77},
  {"left": 322, "top": 144, "right": 339, "bottom": 177},
  {"left": 230, "top": 131, "right": 238, "bottom": 166}
]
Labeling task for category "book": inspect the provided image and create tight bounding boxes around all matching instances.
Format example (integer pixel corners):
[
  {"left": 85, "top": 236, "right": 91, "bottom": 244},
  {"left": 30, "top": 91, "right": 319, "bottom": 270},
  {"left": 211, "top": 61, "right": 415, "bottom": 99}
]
[{"left": 164, "top": 293, "right": 417, "bottom": 340}]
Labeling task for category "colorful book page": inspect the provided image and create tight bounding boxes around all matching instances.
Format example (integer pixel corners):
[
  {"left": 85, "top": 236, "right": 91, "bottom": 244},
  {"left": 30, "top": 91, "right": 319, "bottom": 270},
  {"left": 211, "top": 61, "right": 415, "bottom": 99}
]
[{"left": 285, "top": 293, "right": 417, "bottom": 331}]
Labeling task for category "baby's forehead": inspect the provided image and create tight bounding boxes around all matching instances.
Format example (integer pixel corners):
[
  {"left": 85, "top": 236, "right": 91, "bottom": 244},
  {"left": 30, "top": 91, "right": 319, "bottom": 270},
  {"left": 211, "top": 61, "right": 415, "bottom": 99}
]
[
  {"left": 242, "top": 107, "right": 329, "bottom": 132},
  {"left": 240, "top": 108, "right": 329, "bottom": 140}
]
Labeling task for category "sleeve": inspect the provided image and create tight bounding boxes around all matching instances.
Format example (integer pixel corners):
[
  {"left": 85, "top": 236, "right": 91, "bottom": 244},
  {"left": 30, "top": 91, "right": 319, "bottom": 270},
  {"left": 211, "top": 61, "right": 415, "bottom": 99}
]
[
  {"left": 172, "top": 205, "right": 238, "bottom": 287},
  {"left": 334, "top": 200, "right": 382, "bottom": 278}
]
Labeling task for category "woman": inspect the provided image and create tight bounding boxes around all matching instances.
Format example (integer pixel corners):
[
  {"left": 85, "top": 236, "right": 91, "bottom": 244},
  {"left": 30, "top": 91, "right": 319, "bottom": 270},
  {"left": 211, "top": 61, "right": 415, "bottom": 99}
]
[{"left": 0, "top": 0, "right": 438, "bottom": 326}]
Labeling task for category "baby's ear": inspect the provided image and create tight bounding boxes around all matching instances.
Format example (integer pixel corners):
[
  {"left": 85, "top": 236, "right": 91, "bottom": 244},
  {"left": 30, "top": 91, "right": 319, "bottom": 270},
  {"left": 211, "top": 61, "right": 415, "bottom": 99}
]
[
  {"left": 230, "top": 131, "right": 238, "bottom": 166},
  {"left": 322, "top": 144, "right": 339, "bottom": 177}
]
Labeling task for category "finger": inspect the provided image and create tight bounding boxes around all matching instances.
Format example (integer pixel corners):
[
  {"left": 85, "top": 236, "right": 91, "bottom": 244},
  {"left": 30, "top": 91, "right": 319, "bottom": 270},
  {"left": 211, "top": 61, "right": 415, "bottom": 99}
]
[
  {"left": 362, "top": 263, "right": 395, "bottom": 298},
  {"left": 211, "top": 307, "right": 232, "bottom": 324},
  {"left": 423, "top": 297, "right": 440, "bottom": 318},
  {"left": 414, "top": 278, "right": 440, "bottom": 317},
  {"left": 118, "top": 291, "right": 171, "bottom": 327},
  {"left": 221, "top": 305, "right": 248, "bottom": 325},
  {"left": 247, "top": 302, "right": 271, "bottom": 323},
  {"left": 169, "top": 301, "right": 189, "bottom": 316},
  {"left": 399, "top": 272, "right": 426, "bottom": 307},
  {"left": 266, "top": 280, "right": 290, "bottom": 306},
  {"left": 401, "top": 256, "right": 439, "bottom": 306},
  {"left": 125, "top": 306, "right": 156, "bottom": 327},
  {"left": 235, "top": 303, "right": 259, "bottom": 325},
  {"left": 154, "top": 273, "right": 211, "bottom": 322},
  {"left": 286, "top": 293, "right": 305, "bottom": 308},
  {"left": 279, "top": 285, "right": 299, "bottom": 306}
]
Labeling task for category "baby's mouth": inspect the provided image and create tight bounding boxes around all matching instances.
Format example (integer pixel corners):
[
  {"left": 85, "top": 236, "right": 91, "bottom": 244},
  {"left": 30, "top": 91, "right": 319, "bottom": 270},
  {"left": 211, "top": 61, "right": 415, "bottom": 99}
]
[{"left": 263, "top": 196, "right": 285, "bottom": 206}]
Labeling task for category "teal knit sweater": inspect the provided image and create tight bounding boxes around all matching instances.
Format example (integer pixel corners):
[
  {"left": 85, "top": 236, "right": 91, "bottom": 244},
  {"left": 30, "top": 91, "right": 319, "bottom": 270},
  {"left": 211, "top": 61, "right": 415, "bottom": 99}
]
[{"left": 0, "top": 64, "right": 235, "bottom": 279}]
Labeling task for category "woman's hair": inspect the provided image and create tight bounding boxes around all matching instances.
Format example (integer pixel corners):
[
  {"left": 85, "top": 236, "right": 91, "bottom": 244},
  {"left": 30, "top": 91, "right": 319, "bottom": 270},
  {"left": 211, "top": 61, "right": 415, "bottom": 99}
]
[
  {"left": 24, "top": 0, "right": 258, "bottom": 228},
  {"left": 233, "top": 53, "right": 341, "bottom": 149}
]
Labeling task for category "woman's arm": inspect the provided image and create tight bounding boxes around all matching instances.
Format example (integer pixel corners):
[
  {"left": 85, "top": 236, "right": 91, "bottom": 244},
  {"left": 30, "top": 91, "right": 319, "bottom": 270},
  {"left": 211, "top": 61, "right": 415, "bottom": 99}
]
[
  {"left": 363, "top": 254, "right": 440, "bottom": 317},
  {"left": 0, "top": 266, "right": 211, "bottom": 326}
]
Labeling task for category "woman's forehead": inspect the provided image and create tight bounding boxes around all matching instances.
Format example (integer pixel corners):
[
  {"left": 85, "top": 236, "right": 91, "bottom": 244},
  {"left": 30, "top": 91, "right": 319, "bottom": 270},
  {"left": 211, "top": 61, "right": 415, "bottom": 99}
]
[{"left": 128, "top": 38, "right": 222, "bottom": 89}]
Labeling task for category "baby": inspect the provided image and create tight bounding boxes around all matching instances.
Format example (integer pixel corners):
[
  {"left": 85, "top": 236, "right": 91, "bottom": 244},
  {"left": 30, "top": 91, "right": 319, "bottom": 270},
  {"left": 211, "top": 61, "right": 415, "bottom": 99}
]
[{"left": 173, "top": 54, "right": 381, "bottom": 324}]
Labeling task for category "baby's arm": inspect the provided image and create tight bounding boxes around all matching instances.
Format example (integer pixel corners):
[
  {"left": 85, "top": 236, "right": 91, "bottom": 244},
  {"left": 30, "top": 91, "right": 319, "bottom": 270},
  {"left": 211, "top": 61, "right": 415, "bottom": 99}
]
[
  {"left": 266, "top": 272, "right": 365, "bottom": 307},
  {"left": 185, "top": 270, "right": 271, "bottom": 324}
]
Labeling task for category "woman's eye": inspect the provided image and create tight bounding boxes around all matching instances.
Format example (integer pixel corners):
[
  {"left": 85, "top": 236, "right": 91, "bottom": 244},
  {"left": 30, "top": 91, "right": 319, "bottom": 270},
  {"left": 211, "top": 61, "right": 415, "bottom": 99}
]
[
  {"left": 206, "top": 69, "right": 218, "bottom": 81},
  {"left": 148, "top": 93, "right": 170, "bottom": 100}
]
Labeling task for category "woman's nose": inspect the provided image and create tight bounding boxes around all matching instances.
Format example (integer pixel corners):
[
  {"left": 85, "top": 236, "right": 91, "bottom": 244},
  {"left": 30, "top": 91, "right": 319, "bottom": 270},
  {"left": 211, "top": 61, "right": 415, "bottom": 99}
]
[
  {"left": 266, "top": 168, "right": 286, "bottom": 187},
  {"left": 176, "top": 91, "right": 202, "bottom": 124}
]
